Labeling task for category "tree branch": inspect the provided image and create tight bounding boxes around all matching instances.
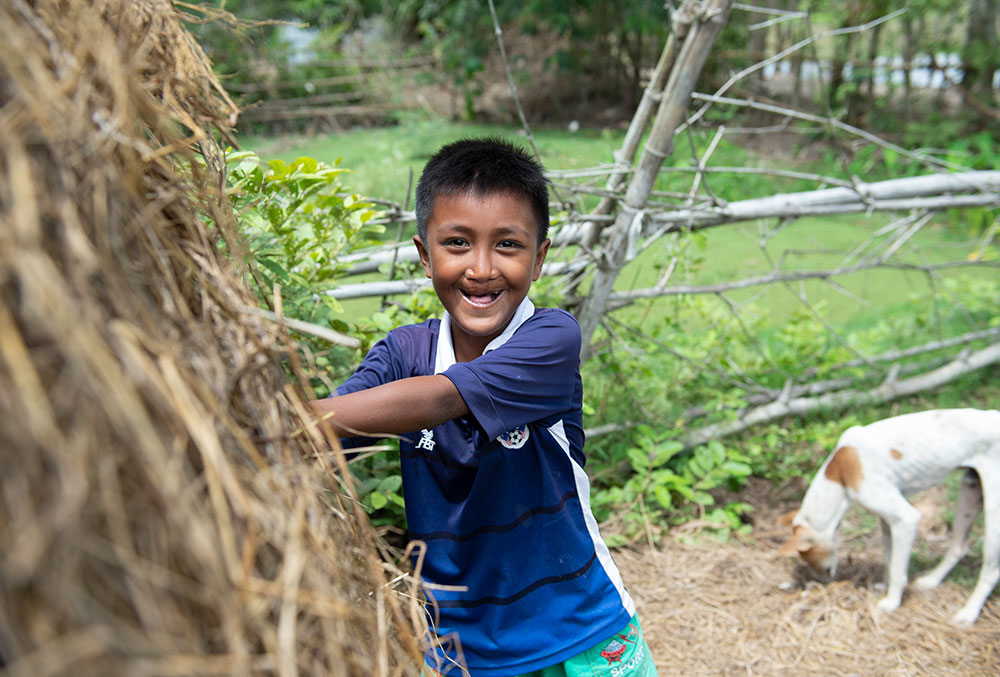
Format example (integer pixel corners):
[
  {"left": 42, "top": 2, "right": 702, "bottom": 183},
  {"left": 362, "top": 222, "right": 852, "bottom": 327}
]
[{"left": 677, "top": 341, "right": 1000, "bottom": 450}]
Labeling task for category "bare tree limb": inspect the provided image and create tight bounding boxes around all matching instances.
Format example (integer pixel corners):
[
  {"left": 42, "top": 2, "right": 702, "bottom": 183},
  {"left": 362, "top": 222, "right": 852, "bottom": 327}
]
[
  {"left": 608, "top": 258, "right": 996, "bottom": 304},
  {"left": 677, "top": 341, "right": 1000, "bottom": 450}
]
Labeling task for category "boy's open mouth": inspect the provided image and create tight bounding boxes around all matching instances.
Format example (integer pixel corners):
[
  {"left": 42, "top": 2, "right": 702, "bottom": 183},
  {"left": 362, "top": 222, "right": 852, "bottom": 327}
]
[{"left": 461, "top": 289, "right": 503, "bottom": 307}]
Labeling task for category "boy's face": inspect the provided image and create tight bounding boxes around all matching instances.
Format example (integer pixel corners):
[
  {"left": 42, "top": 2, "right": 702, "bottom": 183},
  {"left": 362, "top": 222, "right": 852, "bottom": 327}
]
[{"left": 414, "top": 191, "right": 550, "bottom": 362}]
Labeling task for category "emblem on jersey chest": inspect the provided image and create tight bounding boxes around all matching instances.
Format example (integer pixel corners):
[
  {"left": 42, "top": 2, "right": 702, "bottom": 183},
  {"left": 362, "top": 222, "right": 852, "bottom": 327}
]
[{"left": 497, "top": 424, "right": 529, "bottom": 449}]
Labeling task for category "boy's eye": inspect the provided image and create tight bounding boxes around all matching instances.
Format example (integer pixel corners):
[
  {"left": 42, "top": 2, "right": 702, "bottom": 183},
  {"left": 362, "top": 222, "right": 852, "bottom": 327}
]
[
  {"left": 498, "top": 240, "right": 522, "bottom": 249},
  {"left": 444, "top": 238, "right": 468, "bottom": 247}
]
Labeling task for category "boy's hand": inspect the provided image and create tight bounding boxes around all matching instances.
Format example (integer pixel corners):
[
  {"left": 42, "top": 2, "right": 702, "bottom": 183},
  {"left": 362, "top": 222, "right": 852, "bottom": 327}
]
[{"left": 311, "top": 375, "right": 469, "bottom": 438}]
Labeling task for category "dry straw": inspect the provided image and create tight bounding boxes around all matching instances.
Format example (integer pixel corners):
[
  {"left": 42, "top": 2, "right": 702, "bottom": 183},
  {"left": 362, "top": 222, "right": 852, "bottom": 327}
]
[
  {"left": 0, "top": 1, "right": 421, "bottom": 675},
  {"left": 617, "top": 478, "right": 1000, "bottom": 676},
  {"left": 620, "top": 540, "right": 999, "bottom": 676}
]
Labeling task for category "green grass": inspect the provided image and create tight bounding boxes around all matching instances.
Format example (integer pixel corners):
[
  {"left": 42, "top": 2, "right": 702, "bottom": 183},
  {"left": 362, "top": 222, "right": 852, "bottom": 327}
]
[{"left": 612, "top": 214, "right": 995, "bottom": 330}]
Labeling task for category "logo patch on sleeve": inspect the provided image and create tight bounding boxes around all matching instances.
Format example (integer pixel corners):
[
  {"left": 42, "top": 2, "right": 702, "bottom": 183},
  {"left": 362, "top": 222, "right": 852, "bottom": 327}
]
[{"left": 497, "top": 424, "right": 529, "bottom": 449}]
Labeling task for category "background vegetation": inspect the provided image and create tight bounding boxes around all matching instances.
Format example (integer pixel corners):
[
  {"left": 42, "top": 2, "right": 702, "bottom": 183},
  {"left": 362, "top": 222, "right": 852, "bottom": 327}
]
[{"left": 194, "top": 1, "right": 1000, "bottom": 546}]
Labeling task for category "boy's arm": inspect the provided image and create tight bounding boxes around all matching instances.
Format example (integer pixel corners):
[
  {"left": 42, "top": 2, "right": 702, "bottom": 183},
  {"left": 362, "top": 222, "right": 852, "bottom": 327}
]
[{"left": 311, "top": 374, "right": 469, "bottom": 437}]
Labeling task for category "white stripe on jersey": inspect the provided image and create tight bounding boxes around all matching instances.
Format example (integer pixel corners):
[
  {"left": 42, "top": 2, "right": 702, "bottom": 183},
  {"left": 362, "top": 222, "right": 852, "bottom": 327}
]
[{"left": 546, "top": 419, "right": 636, "bottom": 616}]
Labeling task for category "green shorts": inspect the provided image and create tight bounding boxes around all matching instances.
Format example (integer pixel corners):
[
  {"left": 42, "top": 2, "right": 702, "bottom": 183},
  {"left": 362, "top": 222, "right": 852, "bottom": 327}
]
[{"left": 424, "top": 614, "right": 658, "bottom": 677}]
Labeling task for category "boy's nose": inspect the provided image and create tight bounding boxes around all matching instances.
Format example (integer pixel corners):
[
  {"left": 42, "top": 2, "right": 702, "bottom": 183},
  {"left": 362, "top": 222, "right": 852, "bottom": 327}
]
[{"left": 465, "top": 248, "right": 497, "bottom": 280}]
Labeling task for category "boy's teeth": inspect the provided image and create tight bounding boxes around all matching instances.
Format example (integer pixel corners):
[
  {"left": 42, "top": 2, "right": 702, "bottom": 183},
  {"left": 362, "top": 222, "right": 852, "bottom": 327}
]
[{"left": 465, "top": 291, "right": 500, "bottom": 304}]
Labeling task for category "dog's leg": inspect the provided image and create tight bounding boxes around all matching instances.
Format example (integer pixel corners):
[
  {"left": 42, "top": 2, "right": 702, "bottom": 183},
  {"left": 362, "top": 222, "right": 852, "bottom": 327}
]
[
  {"left": 952, "top": 463, "right": 999, "bottom": 626},
  {"left": 863, "top": 492, "right": 921, "bottom": 614},
  {"left": 914, "top": 469, "right": 982, "bottom": 591},
  {"left": 874, "top": 517, "right": 891, "bottom": 592}
]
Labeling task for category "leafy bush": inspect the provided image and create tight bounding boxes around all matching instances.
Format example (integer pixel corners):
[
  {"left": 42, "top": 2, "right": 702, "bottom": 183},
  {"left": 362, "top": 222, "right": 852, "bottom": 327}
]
[
  {"left": 590, "top": 429, "right": 755, "bottom": 546},
  {"left": 582, "top": 268, "right": 1000, "bottom": 545},
  {"left": 225, "top": 150, "right": 426, "bottom": 527}
]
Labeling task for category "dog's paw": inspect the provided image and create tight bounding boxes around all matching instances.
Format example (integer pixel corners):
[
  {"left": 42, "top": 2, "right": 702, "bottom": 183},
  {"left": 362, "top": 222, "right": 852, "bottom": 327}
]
[
  {"left": 876, "top": 596, "right": 901, "bottom": 614},
  {"left": 912, "top": 574, "right": 941, "bottom": 591},
  {"left": 951, "top": 607, "right": 980, "bottom": 627}
]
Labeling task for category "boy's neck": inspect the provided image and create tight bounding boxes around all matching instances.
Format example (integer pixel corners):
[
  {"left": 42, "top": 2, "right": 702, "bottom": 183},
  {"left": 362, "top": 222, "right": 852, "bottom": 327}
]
[{"left": 436, "top": 298, "right": 535, "bottom": 367}]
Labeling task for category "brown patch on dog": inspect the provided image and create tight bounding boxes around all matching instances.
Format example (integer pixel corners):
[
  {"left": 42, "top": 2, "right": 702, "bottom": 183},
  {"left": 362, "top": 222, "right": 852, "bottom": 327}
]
[
  {"left": 824, "top": 445, "right": 863, "bottom": 489},
  {"left": 800, "top": 543, "right": 831, "bottom": 573},
  {"left": 890, "top": 448, "right": 903, "bottom": 460},
  {"left": 779, "top": 525, "right": 830, "bottom": 575},
  {"left": 778, "top": 509, "right": 798, "bottom": 527}
]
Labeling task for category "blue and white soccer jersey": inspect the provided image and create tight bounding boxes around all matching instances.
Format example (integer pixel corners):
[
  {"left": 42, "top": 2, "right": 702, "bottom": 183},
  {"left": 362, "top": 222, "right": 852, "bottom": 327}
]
[{"left": 336, "top": 298, "right": 635, "bottom": 676}]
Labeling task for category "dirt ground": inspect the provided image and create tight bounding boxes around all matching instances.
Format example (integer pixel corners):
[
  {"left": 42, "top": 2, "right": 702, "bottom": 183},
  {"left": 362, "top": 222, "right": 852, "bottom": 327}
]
[{"left": 616, "top": 477, "right": 1000, "bottom": 676}]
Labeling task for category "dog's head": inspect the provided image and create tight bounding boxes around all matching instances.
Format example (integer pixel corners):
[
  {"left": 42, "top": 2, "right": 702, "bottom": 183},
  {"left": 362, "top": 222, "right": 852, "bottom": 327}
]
[{"left": 778, "top": 510, "right": 838, "bottom": 581}]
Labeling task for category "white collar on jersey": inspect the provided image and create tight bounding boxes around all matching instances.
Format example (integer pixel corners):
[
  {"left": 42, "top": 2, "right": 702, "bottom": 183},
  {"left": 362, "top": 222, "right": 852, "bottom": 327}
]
[{"left": 434, "top": 297, "right": 536, "bottom": 374}]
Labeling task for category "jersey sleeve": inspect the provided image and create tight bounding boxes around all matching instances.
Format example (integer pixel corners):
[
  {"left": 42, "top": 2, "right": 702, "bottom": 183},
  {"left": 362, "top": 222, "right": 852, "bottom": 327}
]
[
  {"left": 442, "top": 309, "right": 581, "bottom": 442},
  {"left": 332, "top": 331, "right": 408, "bottom": 449},
  {"left": 335, "top": 335, "right": 400, "bottom": 396}
]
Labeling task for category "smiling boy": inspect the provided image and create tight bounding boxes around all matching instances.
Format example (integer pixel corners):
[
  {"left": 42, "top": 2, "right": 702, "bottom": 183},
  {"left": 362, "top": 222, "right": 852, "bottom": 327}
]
[{"left": 314, "top": 138, "right": 656, "bottom": 676}]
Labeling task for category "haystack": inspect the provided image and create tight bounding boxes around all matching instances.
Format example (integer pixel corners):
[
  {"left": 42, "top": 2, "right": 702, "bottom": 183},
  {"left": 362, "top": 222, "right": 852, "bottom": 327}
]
[{"left": 0, "top": 1, "right": 420, "bottom": 674}]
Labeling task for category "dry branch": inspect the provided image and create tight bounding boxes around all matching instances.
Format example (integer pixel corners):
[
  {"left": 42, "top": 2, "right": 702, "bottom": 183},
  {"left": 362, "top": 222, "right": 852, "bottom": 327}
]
[
  {"left": 327, "top": 170, "right": 998, "bottom": 299},
  {"left": 609, "top": 259, "right": 998, "bottom": 303},
  {"left": 678, "top": 341, "right": 1000, "bottom": 450}
]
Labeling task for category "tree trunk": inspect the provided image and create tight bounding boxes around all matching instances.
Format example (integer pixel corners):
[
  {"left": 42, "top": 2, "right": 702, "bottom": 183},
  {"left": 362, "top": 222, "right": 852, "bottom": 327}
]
[
  {"left": 828, "top": 1, "right": 864, "bottom": 113},
  {"left": 577, "top": 0, "right": 734, "bottom": 361},
  {"left": 962, "top": 0, "right": 999, "bottom": 109},
  {"left": 902, "top": 11, "right": 914, "bottom": 124}
]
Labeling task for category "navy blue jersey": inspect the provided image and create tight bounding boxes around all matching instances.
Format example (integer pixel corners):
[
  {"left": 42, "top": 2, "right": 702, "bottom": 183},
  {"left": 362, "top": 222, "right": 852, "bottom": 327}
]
[{"left": 337, "top": 299, "right": 635, "bottom": 676}]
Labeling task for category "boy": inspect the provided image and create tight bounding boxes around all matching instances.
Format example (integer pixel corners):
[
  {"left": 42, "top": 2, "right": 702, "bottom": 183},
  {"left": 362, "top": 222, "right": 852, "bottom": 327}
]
[{"left": 314, "top": 138, "right": 656, "bottom": 676}]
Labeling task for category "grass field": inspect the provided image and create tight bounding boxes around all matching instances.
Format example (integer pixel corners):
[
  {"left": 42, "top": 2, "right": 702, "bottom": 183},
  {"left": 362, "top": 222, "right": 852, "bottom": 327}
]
[
  {"left": 239, "top": 119, "right": 994, "bottom": 340},
  {"left": 241, "top": 118, "right": 628, "bottom": 202}
]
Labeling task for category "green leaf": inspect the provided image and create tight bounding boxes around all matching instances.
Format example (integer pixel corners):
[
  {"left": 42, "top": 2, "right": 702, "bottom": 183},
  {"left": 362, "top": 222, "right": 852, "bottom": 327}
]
[
  {"left": 721, "top": 460, "right": 752, "bottom": 477},
  {"left": 653, "top": 485, "right": 673, "bottom": 509},
  {"left": 651, "top": 440, "right": 683, "bottom": 467},
  {"left": 259, "top": 258, "right": 289, "bottom": 283},
  {"left": 377, "top": 475, "right": 403, "bottom": 493},
  {"left": 627, "top": 447, "right": 650, "bottom": 473},
  {"left": 671, "top": 483, "right": 695, "bottom": 501},
  {"left": 292, "top": 156, "right": 319, "bottom": 174},
  {"left": 692, "top": 491, "right": 715, "bottom": 506}
]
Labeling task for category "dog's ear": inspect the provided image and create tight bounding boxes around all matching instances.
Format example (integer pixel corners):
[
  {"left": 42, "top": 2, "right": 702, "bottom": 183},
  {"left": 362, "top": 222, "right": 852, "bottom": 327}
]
[
  {"left": 778, "top": 509, "right": 798, "bottom": 527},
  {"left": 778, "top": 525, "right": 816, "bottom": 556},
  {"left": 778, "top": 532, "right": 800, "bottom": 557}
]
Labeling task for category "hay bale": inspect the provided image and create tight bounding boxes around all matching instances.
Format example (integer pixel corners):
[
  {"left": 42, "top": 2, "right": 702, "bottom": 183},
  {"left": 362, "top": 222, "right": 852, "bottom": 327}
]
[{"left": 0, "top": 1, "right": 420, "bottom": 674}]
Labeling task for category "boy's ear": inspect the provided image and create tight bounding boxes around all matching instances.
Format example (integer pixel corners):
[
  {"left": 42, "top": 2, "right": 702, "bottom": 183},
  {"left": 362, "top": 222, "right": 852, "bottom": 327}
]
[
  {"left": 532, "top": 238, "right": 551, "bottom": 281},
  {"left": 413, "top": 236, "right": 432, "bottom": 279}
]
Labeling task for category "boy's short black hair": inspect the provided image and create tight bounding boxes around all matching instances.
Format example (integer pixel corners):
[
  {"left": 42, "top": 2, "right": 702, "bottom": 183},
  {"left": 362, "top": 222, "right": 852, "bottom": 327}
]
[{"left": 415, "top": 137, "right": 550, "bottom": 244}]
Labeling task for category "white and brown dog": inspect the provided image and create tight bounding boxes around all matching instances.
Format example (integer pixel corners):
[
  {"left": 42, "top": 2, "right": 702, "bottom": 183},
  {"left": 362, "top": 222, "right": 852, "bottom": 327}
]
[{"left": 779, "top": 408, "right": 1000, "bottom": 625}]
